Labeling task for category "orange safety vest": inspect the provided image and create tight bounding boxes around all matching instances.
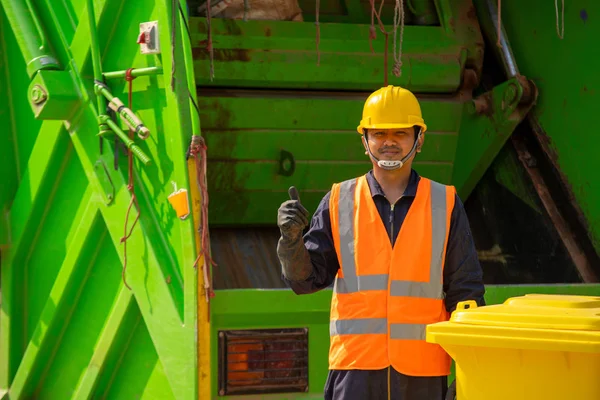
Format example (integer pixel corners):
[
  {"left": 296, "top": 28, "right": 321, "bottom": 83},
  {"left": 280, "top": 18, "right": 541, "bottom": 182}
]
[{"left": 328, "top": 175, "right": 455, "bottom": 376}]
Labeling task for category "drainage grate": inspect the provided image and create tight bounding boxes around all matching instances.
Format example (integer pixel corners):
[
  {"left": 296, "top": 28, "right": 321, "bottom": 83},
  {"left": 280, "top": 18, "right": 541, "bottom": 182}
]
[{"left": 218, "top": 328, "right": 309, "bottom": 396}]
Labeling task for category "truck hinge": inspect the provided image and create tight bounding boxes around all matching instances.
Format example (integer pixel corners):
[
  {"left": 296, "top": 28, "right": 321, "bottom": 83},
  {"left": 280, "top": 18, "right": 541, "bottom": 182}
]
[{"left": 452, "top": 75, "right": 539, "bottom": 199}]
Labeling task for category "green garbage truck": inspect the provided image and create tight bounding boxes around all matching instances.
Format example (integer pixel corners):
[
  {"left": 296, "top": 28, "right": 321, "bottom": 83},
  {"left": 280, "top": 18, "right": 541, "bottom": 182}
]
[{"left": 1, "top": 0, "right": 599, "bottom": 398}]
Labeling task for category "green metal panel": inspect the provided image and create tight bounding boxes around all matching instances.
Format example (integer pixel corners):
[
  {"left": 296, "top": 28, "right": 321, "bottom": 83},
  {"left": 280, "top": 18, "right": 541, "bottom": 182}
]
[
  {"left": 0, "top": 10, "right": 43, "bottom": 249},
  {"left": 211, "top": 284, "right": 600, "bottom": 398},
  {"left": 211, "top": 289, "right": 332, "bottom": 399},
  {"left": 192, "top": 19, "right": 465, "bottom": 91},
  {"left": 191, "top": 0, "right": 484, "bottom": 91},
  {"left": 490, "top": 0, "right": 600, "bottom": 255},
  {"left": 1, "top": 1, "right": 200, "bottom": 398},
  {"left": 198, "top": 91, "right": 463, "bottom": 225},
  {"left": 189, "top": 1, "right": 537, "bottom": 225}
]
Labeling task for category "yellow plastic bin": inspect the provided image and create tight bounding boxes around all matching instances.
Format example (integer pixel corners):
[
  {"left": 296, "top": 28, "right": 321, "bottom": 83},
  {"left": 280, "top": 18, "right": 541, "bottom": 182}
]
[{"left": 426, "top": 294, "right": 600, "bottom": 400}]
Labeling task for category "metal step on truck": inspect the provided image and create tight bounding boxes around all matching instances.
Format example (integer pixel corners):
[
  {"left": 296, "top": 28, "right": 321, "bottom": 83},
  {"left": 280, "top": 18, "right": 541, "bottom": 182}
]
[{"left": 1, "top": 0, "right": 599, "bottom": 398}]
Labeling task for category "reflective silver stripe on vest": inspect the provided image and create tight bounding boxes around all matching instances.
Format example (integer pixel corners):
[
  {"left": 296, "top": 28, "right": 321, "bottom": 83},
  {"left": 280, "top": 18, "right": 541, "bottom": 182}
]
[
  {"left": 335, "top": 274, "right": 388, "bottom": 293},
  {"left": 389, "top": 323, "right": 426, "bottom": 340},
  {"left": 330, "top": 318, "right": 388, "bottom": 335},
  {"left": 334, "top": 179, "right": 447, "bottom": 299},
  {"left": 388, "top": 181, "right": 446, "bottom": 299},
  {"left": 335, "top": 179, "right": 358, "bottom": 293},
  {"left": 425, "top": 180, "right": 447, "bottom": 299}
]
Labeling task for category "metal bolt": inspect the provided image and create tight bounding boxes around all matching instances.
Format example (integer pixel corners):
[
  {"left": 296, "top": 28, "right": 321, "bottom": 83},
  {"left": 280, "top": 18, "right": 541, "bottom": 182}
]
[
  {"left": 504, "top": 84, "right": 518, "bottom": 105},
  {"left": 471, "top": 97, "right": 490, "bottom": 115},
  {"left": 30, "top": 85, "right": 47, "bottom": 104},
  {"left": 219, "top": 389, "right": 225, "bottom": 396}
]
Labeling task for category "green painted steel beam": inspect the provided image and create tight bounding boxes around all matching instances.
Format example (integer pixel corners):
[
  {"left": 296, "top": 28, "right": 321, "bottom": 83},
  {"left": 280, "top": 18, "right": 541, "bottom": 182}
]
[
  {"left": 8, "top": 200, "right": 98, "bottom": 399},
  {"left": 191, "top": 18, "right": 465, "bottom": 91},
  {"left": 72, "top": 287, "right": 133, "bottom": 399},
  {"left": 28, "top": 70, "right": 81, "bottom": 120},
  {"left": 484, "top": 0, "right": 600, "bottom": 256},
  {"left": 451, "top": 77, "right": 538, "bottom": 199},
  {"left": 68, "top": 105, "right": 194, "bottom": 400},
  {"left": 0, "top": 0, "right": 61, "bottom": 78},
  {"left": 2, "top": 0, "right": 200, "bottom": 398},
  {"left": 190, "top": 0, "right": 483, "bottom": 91},
  {"left": 1, "top": 120, "right": 70, "bottom": 391}
]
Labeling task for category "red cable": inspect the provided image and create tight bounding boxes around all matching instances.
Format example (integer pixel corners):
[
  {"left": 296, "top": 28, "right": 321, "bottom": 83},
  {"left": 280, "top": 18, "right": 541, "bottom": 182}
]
[{"left": 120, "top": 68, "right": 140, "bottom": 290}]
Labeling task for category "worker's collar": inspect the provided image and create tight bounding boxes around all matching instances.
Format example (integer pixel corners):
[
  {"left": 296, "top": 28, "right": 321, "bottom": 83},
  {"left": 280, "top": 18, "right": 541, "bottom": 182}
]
[{"left": 366, "top": 168, "right": 420, "bottom": 198}]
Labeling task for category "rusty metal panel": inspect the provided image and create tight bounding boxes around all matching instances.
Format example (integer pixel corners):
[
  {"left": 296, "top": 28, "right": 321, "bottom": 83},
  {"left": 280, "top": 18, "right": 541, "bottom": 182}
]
[{"left": 211, "top": 228, "right": 287, "bottom": 289}]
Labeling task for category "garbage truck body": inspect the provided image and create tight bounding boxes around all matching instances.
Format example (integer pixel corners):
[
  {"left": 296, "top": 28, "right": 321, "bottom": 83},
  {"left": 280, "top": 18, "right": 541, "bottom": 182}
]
[{"left": 1, "top": 0, "right": 599, "bottom": 398}]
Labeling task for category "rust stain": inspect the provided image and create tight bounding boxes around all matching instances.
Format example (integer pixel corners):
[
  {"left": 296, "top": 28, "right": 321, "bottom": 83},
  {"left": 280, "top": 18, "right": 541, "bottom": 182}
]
[
  {"left": 466, "top": 5, "right": 477, "bottom": 19},
  {"left": 265, "top": 27, "right": 272, "bottom": 37},
  {"left": 193, "top": 47, "right": 252, "bottom": 62},
  {"left": 222, "top": 19, "right": 243, "bottom": 35},
  {"left": 512, "top": 134, "right": 599, "bottom": 283},
  {"left": 197, "top": 20, "right": 207, "bottom": 34},
  {"left": 195, "top": 96, "right": 254, "bottom": 226},
  {"left": 198, "top": 99, "right": 233, "bottom": 129}
]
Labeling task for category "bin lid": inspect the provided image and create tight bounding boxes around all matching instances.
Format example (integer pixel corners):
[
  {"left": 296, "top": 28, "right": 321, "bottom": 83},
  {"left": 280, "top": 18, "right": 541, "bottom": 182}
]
[{"left": 451, "top": 294, "right": 600, "bottom": 331}]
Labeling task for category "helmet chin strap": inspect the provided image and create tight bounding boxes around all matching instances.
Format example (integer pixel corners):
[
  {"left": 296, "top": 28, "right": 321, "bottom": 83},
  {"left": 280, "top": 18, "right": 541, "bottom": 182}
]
[{"left": 364, "top": 128, "right": 422, "bottom": 171}]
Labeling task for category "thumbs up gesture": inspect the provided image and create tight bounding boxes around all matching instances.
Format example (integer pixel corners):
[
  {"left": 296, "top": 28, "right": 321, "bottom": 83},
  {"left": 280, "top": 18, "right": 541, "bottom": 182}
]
[{"left": 277, "top": 186, "right": 309, "bottom": 241}]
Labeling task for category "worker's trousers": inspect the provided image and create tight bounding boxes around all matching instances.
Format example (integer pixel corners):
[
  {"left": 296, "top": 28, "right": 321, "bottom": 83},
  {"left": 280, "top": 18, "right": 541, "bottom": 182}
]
[{"left": 324, "top": 367, "right": 448, "bottom": 400}]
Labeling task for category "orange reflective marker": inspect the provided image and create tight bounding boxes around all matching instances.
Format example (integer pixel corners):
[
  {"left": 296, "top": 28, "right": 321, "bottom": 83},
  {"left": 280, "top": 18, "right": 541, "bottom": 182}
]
[{"left": 168, "top": 181, "right": 190, "bottom": 220}]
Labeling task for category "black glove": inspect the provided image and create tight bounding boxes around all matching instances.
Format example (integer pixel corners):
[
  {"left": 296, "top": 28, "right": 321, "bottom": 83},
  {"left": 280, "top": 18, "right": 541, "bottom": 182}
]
[
  {"left": 276, "top": 186, "right": 313, "bottom": 282},
  {"left": 277, "top": 186, "right": 309, "bottom": 241},
  {"left": 445, "top": 380, "right": 456, "bottom": 400}
]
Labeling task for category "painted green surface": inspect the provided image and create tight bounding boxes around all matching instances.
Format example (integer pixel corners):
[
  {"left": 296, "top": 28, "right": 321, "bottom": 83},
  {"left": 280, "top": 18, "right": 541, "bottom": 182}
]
[
  {"left": 189, "top": 1, "right": 535, "bottom": 225},
  {"left": 452, "top": 77, "right": 538, "bottom": 199},
  {"left": 192, "top": 0, "right": 483, "bottom": 91},
  {"left": 198, "top": 92, "right": 464, "bottom": 225},
  {"left": 211, "top": 284, "right": 600, "bottom": 398},
  {"left": 4, "top": 0, "right": 594, "bottom": 398},
  {"left": 211, "top": 289, "right": 332, "bottom": 399},
  {"left": 0, "top": 1, "right": 200, "bottom": 398},
  {"left": 0, "top": 9, "right": 42, "bottom": 249},
  {"left": 491, "top": 0, "right": 600, "bottom": 254},
  {"left": 192, "top": 19, "right": 463, "bottom": 91}
]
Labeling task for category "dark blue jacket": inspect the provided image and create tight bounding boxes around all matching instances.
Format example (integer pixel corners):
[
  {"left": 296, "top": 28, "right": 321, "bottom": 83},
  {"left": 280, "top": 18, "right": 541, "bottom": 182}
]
[{"left": 282, "top": 169, "right": 486, "bottom": 400}]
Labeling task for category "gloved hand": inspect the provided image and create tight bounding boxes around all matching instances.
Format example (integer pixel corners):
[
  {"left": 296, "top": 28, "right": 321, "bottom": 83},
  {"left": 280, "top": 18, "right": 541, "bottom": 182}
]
[
  {"left": 445, "top": 380, "right": 456, "bottom": 400},
  {"left": 277, "top": 186, "right": 309, "bottom": 242},
  {"left": 276, "top": 186, "right": 313, "bottom": 282}
]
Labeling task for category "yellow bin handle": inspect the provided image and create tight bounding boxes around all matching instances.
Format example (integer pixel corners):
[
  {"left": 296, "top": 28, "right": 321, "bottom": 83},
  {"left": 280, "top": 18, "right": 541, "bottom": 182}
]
[{"left": 456, "top": 300, "right": 478, "bottom": 311}]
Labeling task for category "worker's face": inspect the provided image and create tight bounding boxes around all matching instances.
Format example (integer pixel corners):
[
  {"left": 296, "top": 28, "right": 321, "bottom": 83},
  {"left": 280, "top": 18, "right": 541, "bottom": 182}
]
[{"left": 363, "top": 128, "right": 423, "bottom": 163}]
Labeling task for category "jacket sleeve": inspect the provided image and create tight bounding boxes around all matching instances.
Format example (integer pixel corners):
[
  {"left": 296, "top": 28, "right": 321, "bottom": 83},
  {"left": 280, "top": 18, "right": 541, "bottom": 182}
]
[
  {"left": 443, "top": 193, "right": 486, "bottom": 312},
  {"left": 281, "top": 191, "right": 341, "bottom": 294}
]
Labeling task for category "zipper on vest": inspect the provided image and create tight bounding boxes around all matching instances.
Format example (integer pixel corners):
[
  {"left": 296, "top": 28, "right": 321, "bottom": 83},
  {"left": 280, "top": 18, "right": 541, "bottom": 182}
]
[
  {"left": 387, "top": 366, "right": 391, "bottom": 400},
  {"left": 389, "top": 203, "right": 395, "bottom": 243}
]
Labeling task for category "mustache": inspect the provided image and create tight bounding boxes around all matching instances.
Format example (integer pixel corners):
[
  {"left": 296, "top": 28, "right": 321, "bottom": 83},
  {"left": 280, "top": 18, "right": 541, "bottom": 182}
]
[{"left": 378, "top": 146, "right": 401, "bottom": 152}]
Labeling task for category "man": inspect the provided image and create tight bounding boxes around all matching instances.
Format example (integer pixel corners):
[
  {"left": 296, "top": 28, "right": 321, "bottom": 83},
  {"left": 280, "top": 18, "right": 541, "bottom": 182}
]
[{"left": 276, "top": 85, "right": 485, "bottom": 400}]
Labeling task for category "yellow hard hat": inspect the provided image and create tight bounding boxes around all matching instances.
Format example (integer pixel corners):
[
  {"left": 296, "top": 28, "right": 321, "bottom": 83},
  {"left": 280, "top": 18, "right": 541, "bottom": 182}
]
[{"left": 357, "top": 85, "right": 427, "bottom": 134}]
